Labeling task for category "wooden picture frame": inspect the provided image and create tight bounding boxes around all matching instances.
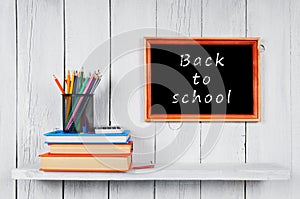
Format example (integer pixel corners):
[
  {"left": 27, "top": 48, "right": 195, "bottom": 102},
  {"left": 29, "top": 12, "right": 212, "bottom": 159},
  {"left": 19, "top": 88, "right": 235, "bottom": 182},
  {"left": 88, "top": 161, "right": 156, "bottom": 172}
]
[{"left": 145, "top": 38, "right": 260, "bottom": 122}]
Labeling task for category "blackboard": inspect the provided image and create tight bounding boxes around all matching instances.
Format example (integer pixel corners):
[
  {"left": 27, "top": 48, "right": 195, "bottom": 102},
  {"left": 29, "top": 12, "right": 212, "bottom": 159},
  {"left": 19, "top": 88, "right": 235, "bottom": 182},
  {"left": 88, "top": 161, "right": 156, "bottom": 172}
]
[{"left": 145, "top": 38, "right": 260, "bottom": 121}]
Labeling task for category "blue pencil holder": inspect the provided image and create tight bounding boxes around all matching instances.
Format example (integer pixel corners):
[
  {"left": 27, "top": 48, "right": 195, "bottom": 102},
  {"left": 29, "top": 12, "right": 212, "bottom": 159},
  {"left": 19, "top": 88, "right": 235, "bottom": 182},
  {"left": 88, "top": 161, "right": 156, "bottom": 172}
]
[{"left": 62, "top": 94, "right": 94, "bottom": 133}]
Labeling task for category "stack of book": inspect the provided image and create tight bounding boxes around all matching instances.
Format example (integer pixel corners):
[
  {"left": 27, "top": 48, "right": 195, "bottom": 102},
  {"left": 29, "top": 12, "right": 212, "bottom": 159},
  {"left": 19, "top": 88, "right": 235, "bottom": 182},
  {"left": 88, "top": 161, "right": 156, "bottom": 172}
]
[{"left": 39, "top": 127, "right": 132, "bottom": 172}]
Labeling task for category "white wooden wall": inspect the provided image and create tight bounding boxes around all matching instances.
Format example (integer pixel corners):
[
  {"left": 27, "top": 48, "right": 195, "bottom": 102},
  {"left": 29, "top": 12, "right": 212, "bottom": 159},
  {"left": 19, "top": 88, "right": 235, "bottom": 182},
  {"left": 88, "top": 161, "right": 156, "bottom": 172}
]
[{"left": 1, "top": 0, "right": 299, "bottom": 198}]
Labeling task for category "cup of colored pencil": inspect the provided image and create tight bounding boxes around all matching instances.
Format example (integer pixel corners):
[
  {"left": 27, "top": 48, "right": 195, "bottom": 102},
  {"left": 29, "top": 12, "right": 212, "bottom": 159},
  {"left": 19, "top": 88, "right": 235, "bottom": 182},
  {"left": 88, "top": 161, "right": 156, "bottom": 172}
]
[{"left": 53, "top": 69, "right": 102, "bottom": 133}]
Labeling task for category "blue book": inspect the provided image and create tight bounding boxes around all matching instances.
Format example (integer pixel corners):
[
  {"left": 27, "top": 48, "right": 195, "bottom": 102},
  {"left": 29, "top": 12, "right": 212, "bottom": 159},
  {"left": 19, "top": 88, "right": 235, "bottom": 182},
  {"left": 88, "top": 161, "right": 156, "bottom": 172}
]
[{"left": 44, "top": 130, "right": 131, "bottom": 144}]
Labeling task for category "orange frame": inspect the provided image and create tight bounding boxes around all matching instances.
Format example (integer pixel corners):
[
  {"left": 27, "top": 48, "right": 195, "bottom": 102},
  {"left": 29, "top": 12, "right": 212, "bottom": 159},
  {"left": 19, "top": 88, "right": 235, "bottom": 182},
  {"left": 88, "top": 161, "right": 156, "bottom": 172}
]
[{"left": 145, "top": 37, "right": 260, "bottom": 122}]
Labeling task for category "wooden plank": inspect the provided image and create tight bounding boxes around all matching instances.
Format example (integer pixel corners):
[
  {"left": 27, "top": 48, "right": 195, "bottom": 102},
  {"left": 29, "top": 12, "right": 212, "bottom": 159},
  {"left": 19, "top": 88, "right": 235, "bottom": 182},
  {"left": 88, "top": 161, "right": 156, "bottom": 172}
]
[
  {"left": 155, "top": 0, "right": 202, "bottom": 163},
  {"left": 0, "top": 0, "right": 16, "bottom": 198},
  {"left": 157, "top": 0, "right": 202, "bottom": 37},
  {"left": 110, "top": 181, "right": 153, "bottom": 199},
  {"left": 17, "top": 0, "right": 63, "bottom": 198},
  {"left": 201, "top": 0, "right": 246, "bottom": 198},
  {"left": 12, "top": 163, "right": 290, "bottom": 181},
  {"left": 63, "top": 0, "right": 109, "bottom": 198},
  {"left": 291, "top": 0, "right": 300, "bottom": 198},
  {"left": 246, "top": 0, "right": 291, "bottom": 199},
  {"left": 156, "top": 0, "right": 201, "bottom": 198},
  {"left": 110, "top": 0, "right": 156, "bottom": 198},
  {"left": 155, "top": 181, "right": 200, "bottom": 199},
  {"left": 111, "top": 0, "right": 156, "bottom": 167},
  {"left": 64, "top": 181, "right": 108, "bottom": 198},
  {"left": 64, "top": 0, "right": 110, "bottom": 126}
]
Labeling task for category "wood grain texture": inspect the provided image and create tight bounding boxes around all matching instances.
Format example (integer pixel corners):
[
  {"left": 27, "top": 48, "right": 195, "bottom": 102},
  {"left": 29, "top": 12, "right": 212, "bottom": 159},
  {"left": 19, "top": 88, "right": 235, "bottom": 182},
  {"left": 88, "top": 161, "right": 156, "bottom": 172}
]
[
  {"left": 157, "top": 0, "right": 202, "bottom": 37},
  {"left": 156, "top": 0, "right": 201, "bottom": 198},
  {"left": 64, "top": 0, "right": 110, "bottom": 126},
  {"left": 0, "top": 0, "right": 16, "bottom": 198},
  {"left": 4, "top": 0, "right": 300, "bottom": 199},
  {"left": 64, "top": 181, "right": 108, "bottom": 198},
  {"left": 17, "top": 0, "right": 63, "bottom": 198},
  {"left": 155, "top": 123, "right": 201, "bottom": 198},
  {"left": 247, "top": 0, "right": 291, "bottom": 199},
  {"left": 155, "top": 181, "right": 200, "bottom": 199},
  {"left": 110, "top": 181, "right": 153, "bottom": 199},
  {"left": 110, "top": 0, "right": 156, "bottom": 198},
  {"left": 111, "top": 0, "right": 156, "bottom": 165},
  {"left": 12, "top": 163, "right": 290, "bottom": 181},
  {"left": 64, "top": 1, "right": 109, "bottom": 198},
  {"left": 201, "top": 0, "right": 246, "bottom": 198},
  {"left": 291, "top": 0, "right": 300, "bottom": 198}
]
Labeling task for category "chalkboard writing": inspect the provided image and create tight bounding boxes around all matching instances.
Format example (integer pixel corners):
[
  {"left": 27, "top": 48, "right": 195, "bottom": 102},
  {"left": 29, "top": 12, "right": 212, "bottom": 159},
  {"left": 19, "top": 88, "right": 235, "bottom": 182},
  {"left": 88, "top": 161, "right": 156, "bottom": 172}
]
[{"left": 145, "top": 38, "right": 260, "bottom": 121}]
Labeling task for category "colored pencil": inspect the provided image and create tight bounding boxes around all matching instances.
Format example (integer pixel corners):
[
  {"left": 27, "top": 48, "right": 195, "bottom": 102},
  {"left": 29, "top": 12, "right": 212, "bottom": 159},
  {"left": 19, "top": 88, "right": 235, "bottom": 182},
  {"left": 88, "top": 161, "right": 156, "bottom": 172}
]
[
  {"left": 76, "top": 69, "right": 84, "bottom": 129},
  {"left": 70, "top": 70, "right": 75, "bottom": 94},
  {"left": 74, "top": 74, "right": 102, "bottom": 129},
  {"left": 65, "top": 70, "right": 74, "bottom": 122},
  {"left": 53, "top": 75, "right": 65, "bottom": 94},
  {"left": 65, "top": 76, "right": 95, "bottom": 130},
  {"left": 53, "top": 68, "right": 102, "bottom": 132},
  {"left": 73, "top": 71, "right": 78, "bottom": 94},
  {"left": 79, "top": 68, "right": 84, "bottom": 93},
  {"left": 72, "top": 75, "right": 97, "bottom": 124},
  {"left": 66, "top": 70, "right": 71, "bottom": 94},
  {"left": 64, "top": 76, "right": 90, "bottom": 127}
]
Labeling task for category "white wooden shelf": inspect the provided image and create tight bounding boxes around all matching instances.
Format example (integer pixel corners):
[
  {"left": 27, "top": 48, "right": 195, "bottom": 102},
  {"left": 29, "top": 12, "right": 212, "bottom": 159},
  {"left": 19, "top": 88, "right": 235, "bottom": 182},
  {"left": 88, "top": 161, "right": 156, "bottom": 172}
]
[{"left": 12, "top": 163, "right": 290, "bottom": 181}]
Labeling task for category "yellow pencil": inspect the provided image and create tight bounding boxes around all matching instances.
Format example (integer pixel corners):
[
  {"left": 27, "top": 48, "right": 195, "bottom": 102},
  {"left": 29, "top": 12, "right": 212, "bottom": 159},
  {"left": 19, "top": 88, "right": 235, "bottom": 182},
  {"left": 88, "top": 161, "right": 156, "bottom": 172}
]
[
  {"left": 70, "top": 70, "right": 75, "bottom": 94},
  {"left": 66, "top": 70, "right": 71, "bottom": 94},
  {"left": 65, "top": 70, "right": 72, "bottom": 123}
]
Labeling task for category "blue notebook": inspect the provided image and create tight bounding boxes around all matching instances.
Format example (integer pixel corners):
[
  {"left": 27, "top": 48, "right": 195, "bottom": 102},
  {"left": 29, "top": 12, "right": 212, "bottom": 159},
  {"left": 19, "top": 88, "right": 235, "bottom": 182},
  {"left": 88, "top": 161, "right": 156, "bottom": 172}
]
[{"left": 44, "top": 130, "right": 131, "bottom": 144}]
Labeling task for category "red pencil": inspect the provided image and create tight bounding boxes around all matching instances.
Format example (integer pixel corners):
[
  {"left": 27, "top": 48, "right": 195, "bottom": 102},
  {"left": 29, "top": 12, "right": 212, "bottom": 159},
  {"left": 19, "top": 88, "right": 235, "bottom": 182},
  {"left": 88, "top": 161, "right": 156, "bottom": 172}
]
[{"left": 53, "top": 75, "right": 65, "bottom": 94}]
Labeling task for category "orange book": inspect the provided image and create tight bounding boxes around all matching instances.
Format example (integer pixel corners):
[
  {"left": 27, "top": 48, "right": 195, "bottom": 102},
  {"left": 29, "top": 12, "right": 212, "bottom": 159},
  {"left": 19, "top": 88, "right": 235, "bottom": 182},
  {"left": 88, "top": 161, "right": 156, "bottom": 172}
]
[
  {"left": 40, "top": 152, "right": 132, "bottom": 172},
  {"left": 48, "top": 141, "right": 133, "bottom": 154}
]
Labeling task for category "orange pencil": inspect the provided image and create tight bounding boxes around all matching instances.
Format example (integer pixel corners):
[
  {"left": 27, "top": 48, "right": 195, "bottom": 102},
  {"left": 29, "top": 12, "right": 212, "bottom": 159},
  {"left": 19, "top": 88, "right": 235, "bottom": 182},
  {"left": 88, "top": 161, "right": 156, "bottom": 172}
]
[{"left": 53, "top": 75, "right": 65, "bottom": 94}]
